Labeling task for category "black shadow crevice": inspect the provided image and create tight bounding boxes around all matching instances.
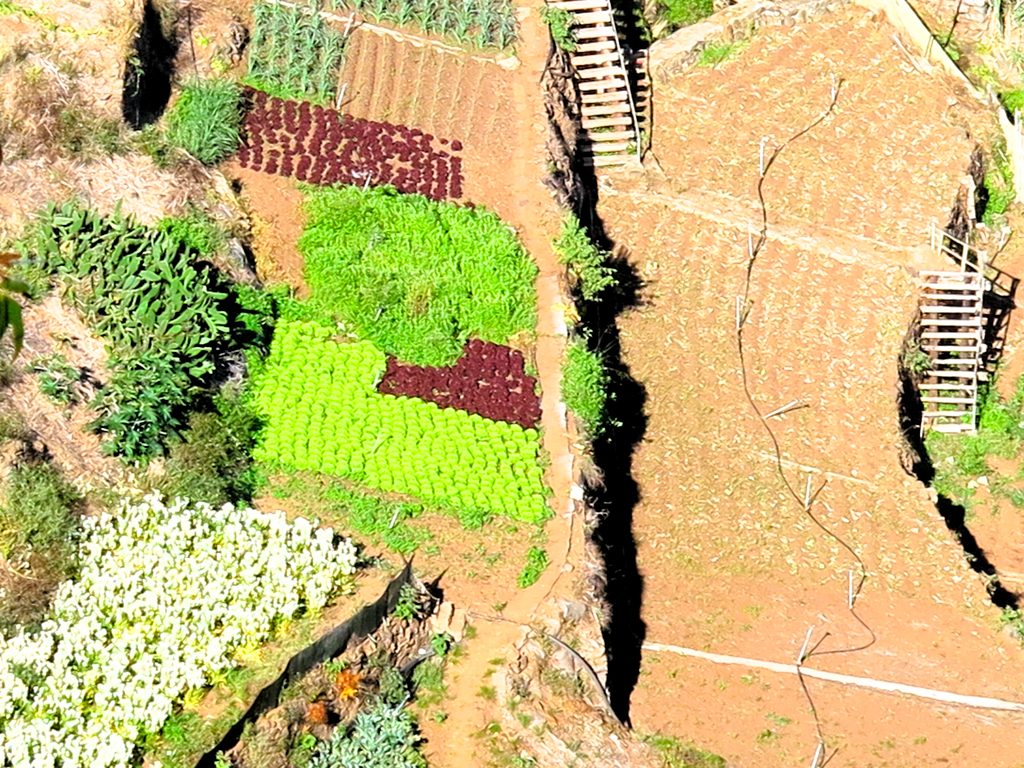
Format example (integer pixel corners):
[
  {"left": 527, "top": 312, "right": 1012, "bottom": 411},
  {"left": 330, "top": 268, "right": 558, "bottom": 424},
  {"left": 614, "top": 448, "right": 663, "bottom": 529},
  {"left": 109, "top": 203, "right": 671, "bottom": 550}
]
[{"left": 122, "top": 0, "right": 178, "bottom": 130}]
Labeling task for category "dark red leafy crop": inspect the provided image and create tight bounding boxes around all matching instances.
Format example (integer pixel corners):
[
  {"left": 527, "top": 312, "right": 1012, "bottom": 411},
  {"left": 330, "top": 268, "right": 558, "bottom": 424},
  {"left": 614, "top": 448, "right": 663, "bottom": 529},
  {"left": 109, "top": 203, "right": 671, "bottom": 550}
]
[
  {"left": 378, "top": 339, "right": 541, "bottom": 429},
  {"left": 237, "top": 88, "right": 465, "bottom": 201}
]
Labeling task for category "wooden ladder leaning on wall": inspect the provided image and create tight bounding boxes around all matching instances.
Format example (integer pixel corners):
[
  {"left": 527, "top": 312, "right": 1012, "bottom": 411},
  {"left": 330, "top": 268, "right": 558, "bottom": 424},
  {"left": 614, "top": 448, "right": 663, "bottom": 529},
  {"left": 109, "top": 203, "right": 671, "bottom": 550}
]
[{"left": 546, "top": 0, "right": 642, "bottom": 168}]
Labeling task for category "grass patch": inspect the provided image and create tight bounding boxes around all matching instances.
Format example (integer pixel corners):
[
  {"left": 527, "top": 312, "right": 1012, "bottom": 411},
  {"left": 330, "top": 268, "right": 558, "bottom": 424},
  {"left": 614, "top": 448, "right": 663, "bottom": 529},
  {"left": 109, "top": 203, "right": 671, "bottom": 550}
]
[
  {"left": 656, "top": 0, "right": 713, "bottom": 30},
  {"left": 165, "top": 78, "right": 242, "bottom": 166},
  {"left": 516, "top": 545, "right": 548, "bottom": 588},
  {"left": 696, "top": 38, "right": 750, "bottom": 68},
  {"left": 561, "top": 336, "right": 609, "bottom": 438},
  {"left": 0, "top": 459, "right": 81, "bottom": 578},
  {"left": 554, "top": 214, "right": 615, "bottom": 302},
  {"left": 299, "top": 185, "right": 537, "bottom": 367},
  {"left": 641, "top": 733, "right": 726, "bottom": 768}
]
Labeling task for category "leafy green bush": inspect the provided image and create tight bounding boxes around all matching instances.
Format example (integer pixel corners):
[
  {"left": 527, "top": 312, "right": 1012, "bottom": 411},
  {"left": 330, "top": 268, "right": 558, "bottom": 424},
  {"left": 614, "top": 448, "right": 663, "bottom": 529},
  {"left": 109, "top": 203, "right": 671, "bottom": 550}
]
[
  {"left": 555, "top": 214, "right": 615, "bottom": 302},
  {"left": 300, "top": 186, "right": 537, "bottom": 367},
  {"left": 32, "top": 353, "right": 80, "bottom": 404},
  {"left": 254, "top": 321, "right": 550, "bottom": 523},
  {"left": 0, "top": 461, "right": 81, "bottom": 578},
  {"left": 561, "top": 336, "right": 609, "bottom": 438},
  {"left": 539, "top": 6, "right": 576, "bottom": 52},
  {"left": 983, "top": 142, "right": 1015, "bottom": 226},
  {"left": 156, "top": 207, "right": 228, "bottom": 257},
  {"left": 247, "top": 0, "right": 348, "bottom": 104},
  {"left": 165, "top": 78, "right": 242, "bottom": 166},
  {"left": 159, "top": 391, "right": 262, "bottom": 506},
  {"left": 24, "top": 202, "right": 238, "bottom": 461},
  {"left": 516, "top": 545, "right": 548, "bottom": 588},
  {"left": 1002, "top": 88, "right": 1024, "bottom": 113},
  {"left": 308, "top": 700, "right": 426, "bottom": 768}
]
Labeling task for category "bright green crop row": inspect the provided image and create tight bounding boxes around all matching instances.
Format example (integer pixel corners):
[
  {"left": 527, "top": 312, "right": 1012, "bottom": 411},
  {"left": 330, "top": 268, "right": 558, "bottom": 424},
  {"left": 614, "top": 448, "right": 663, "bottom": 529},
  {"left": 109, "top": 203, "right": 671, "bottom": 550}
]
[{"left": 254, "top": 321, "right": 550, "bottom": 523}]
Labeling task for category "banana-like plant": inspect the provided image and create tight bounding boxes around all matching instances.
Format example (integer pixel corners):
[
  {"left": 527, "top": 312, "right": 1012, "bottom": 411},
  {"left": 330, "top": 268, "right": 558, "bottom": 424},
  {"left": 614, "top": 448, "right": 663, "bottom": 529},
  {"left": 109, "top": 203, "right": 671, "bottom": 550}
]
[{"left": 0, "top": 252, "right": 31, "bottom": 360}]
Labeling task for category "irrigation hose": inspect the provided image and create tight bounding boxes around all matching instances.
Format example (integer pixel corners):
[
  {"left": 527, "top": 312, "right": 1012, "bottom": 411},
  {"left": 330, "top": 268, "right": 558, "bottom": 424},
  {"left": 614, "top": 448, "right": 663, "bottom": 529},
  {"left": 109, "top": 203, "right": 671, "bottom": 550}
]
[{"left": 733, "top": 75, "right": 880, "bottom": 767}]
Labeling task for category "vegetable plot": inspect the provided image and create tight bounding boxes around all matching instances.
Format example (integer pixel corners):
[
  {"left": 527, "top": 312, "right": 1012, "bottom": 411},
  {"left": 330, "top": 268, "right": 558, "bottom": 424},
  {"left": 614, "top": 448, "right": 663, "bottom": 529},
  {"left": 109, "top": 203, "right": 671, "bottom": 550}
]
[
  {"left": 379, "top": 339, "right": 541, "bottom": 429},
  {"left": 254, "top": 321, "right": 550, "bottom": 524},
  {"left": 326, "top": 0, "right": 518, "bottom": 49},
  {"left": 0, "top": 495, "right": 357, "bottom": 768},
  {"left": 238, "top": 89, "right": 463, "bottom": 200}
]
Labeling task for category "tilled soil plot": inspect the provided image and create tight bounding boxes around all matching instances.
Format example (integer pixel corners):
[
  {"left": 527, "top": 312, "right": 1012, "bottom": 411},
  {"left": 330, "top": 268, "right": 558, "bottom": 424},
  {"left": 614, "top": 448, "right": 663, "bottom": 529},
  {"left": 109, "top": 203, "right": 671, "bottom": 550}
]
[
  {"left": 651, "top": 4, "right": 984, "bottom": 248},
  {"left": 598, "top": 189, "right": 1024, "bottom": 765},
  {"left": 336, "top": 27, "right": 519, "bottom": 214}
]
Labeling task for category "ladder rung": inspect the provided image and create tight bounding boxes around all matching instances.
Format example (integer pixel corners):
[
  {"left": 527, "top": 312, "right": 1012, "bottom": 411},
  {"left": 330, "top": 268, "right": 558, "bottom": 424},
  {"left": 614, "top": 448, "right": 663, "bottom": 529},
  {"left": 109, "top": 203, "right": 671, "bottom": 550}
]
[
  {"left": 582, "top": 102, "right": 632, "bottom": 116},
  {"left": 584, "top": 155, "right": 632, "bottom": 166},
  {"left": 924, "top": 370, "right": 978, "bottom": 378},
  {"left": 583, "top": 140, "right": 632, "bottom": 152},
  {"left": 922, "top": 410, "right": 972, "bottom": 418},
  {"left": 921, "top": 293, "right": 981, "bottom": 300},
  {"left": 576, "top": 65, "right": 626, "bottom": 79},
  {"left": 573, "top": 10, "right": 613, "bottom": 23},
  {"left": 578, "top": 78, "right": 627, "bottom": 90},
  {"left": 920, "top": 270, "right": 981, "bottom": 277},
  {"left": 582, "top": 115, "right": 634, "bottom": 128},
  {"left": 921, "top": 319, "right": 983, "bottom": 326},
  {"left": 921, "top": 332, "right": 982, "bottom": 339},
  {"left": 581, "top": 90, "right": 628, "bottom": 103},
  {"left": 919, "top": 384, "right": 977, "bottom": 391},
  {"left": 927, "top": 422, "right": 976, "bottom": 433},
  {"left": 576, "top": 40, "right": 617, "bottom": 52},
  {"left": 923, "top": 346, "right": 981, "bottom": 353},
  {"left": 572, "top": 52, "right": 621, "bottom": 67},
  {"left": 578, "top": 129, "right": 633, "bottom": 140},
  {"left": 575, "top": 25, "right": 616, "bottom": 38},
  {"left": 920, "top": 305, "right": 981, "bottom": 312},
  {"left": 920, "top": 396, "right": 977, "bottom": 404},
  {"left": 550, "top": 0, "right": 608, "bottom": 9}
]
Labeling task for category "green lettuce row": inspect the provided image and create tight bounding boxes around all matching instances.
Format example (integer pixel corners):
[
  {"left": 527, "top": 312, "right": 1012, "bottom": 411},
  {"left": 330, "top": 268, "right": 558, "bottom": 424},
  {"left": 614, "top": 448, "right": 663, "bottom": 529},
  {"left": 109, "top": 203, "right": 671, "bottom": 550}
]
[{"left": 254, "top": 321, "right": 550, "bottom": 523}]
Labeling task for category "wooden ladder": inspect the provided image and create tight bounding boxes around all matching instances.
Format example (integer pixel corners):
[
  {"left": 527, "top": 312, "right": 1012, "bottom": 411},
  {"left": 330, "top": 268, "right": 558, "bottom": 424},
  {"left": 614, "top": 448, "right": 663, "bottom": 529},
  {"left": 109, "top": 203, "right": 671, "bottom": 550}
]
[
  {"left": 547, "top": 0, "right": 641, "bottom": 168},
  {"left": 918, "top": 269, "right": 986, "bottom": 435}
]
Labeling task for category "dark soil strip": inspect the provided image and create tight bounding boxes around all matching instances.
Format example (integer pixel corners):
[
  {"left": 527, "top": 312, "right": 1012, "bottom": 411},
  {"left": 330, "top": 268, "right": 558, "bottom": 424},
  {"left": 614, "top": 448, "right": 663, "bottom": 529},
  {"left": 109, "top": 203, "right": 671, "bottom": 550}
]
[
  {"left": 122, "top": 0, "right": 177, "bottom": 130},
  {"left": 238, "top": 89, "right": 464, "bottom": 200},
  {"left": 378, "top": 340, "right": 541, "bottom": 429}
]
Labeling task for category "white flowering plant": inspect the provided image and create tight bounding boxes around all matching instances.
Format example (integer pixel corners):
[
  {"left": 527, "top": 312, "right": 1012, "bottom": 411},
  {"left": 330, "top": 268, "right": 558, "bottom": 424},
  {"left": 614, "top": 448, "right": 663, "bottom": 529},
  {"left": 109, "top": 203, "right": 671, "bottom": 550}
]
[{"left": 0, "top": 494, "right": 358, "bottom": 768}]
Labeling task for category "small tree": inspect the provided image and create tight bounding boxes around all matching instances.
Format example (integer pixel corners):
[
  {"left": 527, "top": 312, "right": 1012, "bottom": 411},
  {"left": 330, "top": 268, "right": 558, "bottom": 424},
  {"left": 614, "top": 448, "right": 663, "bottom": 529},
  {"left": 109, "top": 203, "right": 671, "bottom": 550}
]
[{"left": 0, "top": 252, "right": 30, "bottom": 360}]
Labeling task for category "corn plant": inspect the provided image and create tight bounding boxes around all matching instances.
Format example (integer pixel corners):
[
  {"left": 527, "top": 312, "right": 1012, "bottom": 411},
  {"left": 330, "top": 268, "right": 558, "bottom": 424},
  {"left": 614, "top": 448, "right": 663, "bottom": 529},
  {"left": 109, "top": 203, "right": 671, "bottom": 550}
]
[
  {"left": 333, "top": 0, "right": 517, "bottom": 49},
  {"left": 247, "top": 0, "right": 348, "bottom": 104}
]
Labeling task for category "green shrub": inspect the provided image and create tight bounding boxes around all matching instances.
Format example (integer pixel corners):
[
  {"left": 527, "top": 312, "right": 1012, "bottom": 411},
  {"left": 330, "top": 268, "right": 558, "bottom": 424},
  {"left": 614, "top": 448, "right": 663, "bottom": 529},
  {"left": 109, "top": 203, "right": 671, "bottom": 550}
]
[
  {"left": 0, "top": 461, "right": 81, "bottom": 578},
  {"left": 24, "top": 201, "right": 237, "bottom": 461},
  {"left": 657, "top": 0, "right": 713, "bottom": 31},
  {"left": 555, "top": 214, "right": 615, "bottom": 302},
  {"left": 159, "top": 391, "right": 262, "bottom": 506},
  {"left": 247, "top": 0, "right": 348, "bottom": 104},
  {"left": 539, "top": 6, "right": 576, "bottom": 52},
  {"left": 642, "top": 734, "right": 726, "bottom": 768},
  {"left": 32, "top": 353, "right": 80, "bottom": 404},
  {"left": 696, "top": 39, "right": 749, "bottom": 67},
  {"left": 561, "top": 336, "right": 609, "bottom": 437},
  {"left": 300, "top": 186, "right": 537, "bottom": 367},
  {"left": 983, "top": 142, "right": 1015, "bottom": 226},
  {"left": 156, "top": 207, "right": 228, "bottom": 257},
  {"left": 516, "top": 545, "right": 548, "bottom": 588},
  {"left": 308, "top": 699, "right": 426, "bottom": 768},
  {"left": 165, "top": 78, "right": 242, "bottom": 166},
  {"left": 1002, "top": 88, "right": 1024, "bottom": 114}
]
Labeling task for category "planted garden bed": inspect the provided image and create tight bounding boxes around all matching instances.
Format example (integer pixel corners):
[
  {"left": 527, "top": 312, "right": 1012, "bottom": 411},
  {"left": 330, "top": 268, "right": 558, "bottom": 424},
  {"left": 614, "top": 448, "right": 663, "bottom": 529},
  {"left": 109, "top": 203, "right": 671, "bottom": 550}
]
[
  {"left": 238, "top": 89, "right": 464, "bottom": 200},
  {"left": 379, "top": 339, "right": 541, "bottom": 429}
]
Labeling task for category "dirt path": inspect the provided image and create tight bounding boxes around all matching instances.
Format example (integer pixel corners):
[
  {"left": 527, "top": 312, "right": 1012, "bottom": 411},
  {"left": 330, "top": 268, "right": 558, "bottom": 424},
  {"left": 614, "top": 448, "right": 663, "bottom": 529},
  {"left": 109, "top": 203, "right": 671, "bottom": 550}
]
[{"left": 422, "top": 9, "right": 584, "bottom": 767}]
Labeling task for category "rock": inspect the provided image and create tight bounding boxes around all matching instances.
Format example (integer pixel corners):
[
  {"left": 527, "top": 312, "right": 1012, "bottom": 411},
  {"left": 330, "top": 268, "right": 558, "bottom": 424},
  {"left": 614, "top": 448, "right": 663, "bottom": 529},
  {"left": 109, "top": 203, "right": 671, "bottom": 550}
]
[{"left": 560, "top": 600, "right": 587, "bottom": 623}]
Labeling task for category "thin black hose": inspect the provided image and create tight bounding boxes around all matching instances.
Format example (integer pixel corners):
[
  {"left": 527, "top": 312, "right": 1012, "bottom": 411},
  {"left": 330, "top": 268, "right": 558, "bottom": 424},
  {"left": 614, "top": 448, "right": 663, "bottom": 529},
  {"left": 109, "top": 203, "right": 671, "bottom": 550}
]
[{"left": 734, "top": 77, "right": 879, "bottom": 765}]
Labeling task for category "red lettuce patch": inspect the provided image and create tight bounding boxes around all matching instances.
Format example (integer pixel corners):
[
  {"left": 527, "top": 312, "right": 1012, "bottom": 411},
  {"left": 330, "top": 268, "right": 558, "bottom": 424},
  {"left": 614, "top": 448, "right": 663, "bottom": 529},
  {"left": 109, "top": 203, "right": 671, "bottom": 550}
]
[
  {"left": 236, "top": 88, "right": 464, "bottom": 201},
  {"left": 378, "top": 339, "right": 541, "bottom": 429}
]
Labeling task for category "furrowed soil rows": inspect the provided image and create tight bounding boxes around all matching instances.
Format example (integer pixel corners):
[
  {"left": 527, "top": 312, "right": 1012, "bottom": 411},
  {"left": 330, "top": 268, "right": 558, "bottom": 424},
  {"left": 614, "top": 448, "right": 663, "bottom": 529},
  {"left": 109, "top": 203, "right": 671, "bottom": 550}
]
[
  {"left": 599, "top": 195, "right": 1024, "bottom": 766},
  {"left": 651, "top": 5, "right": 983, "bottom": 247},
  {"left": 337, "top": 27, "right": 516, "bottom": 209},
  {"left": 599, "top": 6, "right": 1024, "bottom": 765}
]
